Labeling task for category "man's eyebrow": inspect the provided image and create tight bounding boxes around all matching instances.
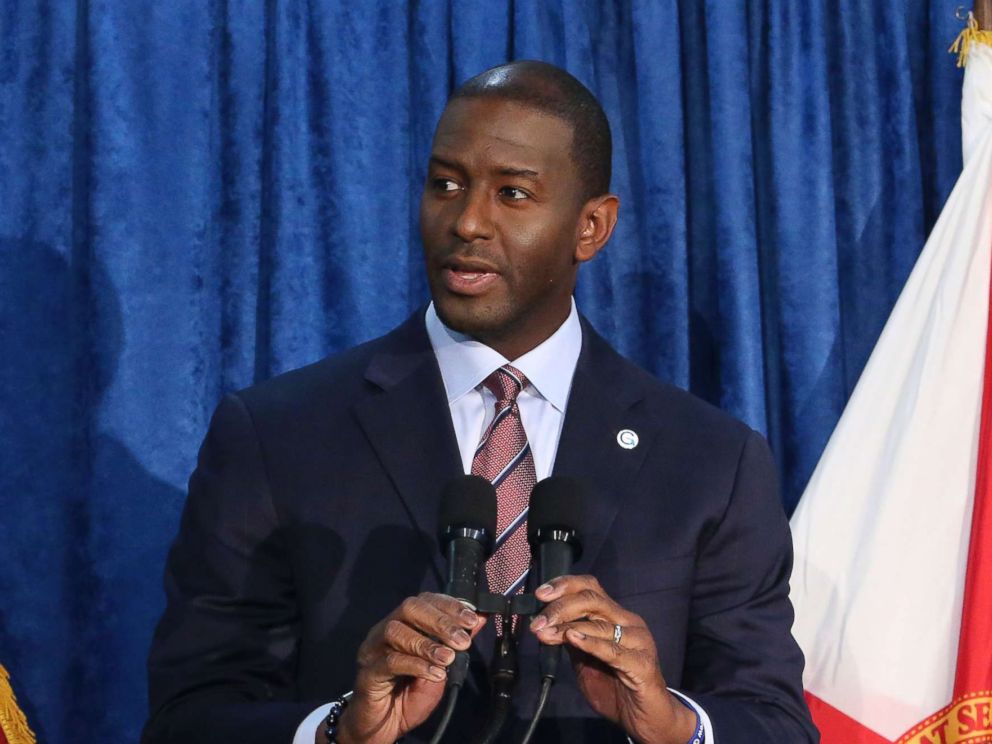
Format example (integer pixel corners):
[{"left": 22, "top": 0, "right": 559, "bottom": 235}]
[
  {"left": 429, "top": 155, "right": 540, "bottom": 180},
  {"left": 429, "top": 155, "right": 462, "bottom": 171},
  {"left": 496, "top": 166, "right": 540, "bottom": 179}
]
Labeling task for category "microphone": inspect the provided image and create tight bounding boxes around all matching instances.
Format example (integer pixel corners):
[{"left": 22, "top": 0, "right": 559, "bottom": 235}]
[
  {"left": 437, "top": 475, "right": 497, "bottom": 689},
  {"left": 527, "top": 477, "right": 585, "bottom": 683}
]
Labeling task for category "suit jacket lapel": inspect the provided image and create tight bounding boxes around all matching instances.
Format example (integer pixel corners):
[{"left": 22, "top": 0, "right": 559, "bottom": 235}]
[
  {"left": 351, "top": 312, "right": 655, "bottom": 584},
  {"left": 352, "top": 313, "right": 463, "bottom": 584},
  {"left": 553, "top": 318, "right": 656, "bottom": 572}
]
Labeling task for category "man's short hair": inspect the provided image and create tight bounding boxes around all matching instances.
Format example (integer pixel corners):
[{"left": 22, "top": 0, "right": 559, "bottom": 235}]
[{"left": 449, "top": 60, "right": 612, "bottom": 202}]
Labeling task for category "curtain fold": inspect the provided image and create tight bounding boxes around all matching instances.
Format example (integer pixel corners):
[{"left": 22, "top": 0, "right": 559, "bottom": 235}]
[{"left": 0, "top": 1, "right": 964, "bottom": 740}]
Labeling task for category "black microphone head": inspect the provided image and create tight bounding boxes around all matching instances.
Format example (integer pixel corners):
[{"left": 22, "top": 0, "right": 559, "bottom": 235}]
[
  {"left": 438, "top": 475, "right": 498, "bottom": 553},
  {"left": 527, "top": 477, "right": 586, "bottom": 547}
]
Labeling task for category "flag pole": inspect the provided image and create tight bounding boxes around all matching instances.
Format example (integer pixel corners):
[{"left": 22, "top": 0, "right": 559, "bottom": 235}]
[{"left": 978, "top": 0, "right": 991, "bottom": 29}]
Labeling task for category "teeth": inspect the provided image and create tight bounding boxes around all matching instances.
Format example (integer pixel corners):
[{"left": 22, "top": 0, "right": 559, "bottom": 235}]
[{"left": 451, "top": 269, "right": 493, "bottom": 281}]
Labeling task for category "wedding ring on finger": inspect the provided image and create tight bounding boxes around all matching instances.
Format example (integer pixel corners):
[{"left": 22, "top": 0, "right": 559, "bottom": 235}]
[{"left": 613, "top": 623, "right": 623, "bottom": 646}]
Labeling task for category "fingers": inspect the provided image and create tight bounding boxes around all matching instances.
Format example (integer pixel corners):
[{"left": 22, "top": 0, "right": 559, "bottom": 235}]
[
  {"left": 562, "top": 627, "right": 662, "bottom": 690},
  {"left": 357, "top": 592, "right": 483, "bottom": 685},
  {"left": 530, "top": 574, "right": 640, "bottom": 632},
  {"left": 396, "top": 593, "right": 480, "bottom": 650},
  {"left": 384, "top": 618, "right": 456, "bottom": 666},
  {"left": 532, "top": 617, "right": 653, "bottom": 649},
  {"left": 371, "top": 645, "right": 448, "bottom": 683},
  {"left": 528, "top": 575, "right": 663, "bottom": 690}
]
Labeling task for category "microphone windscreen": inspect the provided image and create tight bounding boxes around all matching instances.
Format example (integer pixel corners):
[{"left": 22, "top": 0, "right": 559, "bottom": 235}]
[
  {"left": 527, "top": 477, "right": 586, "bottom": 544},
  {"left": 438, "top": 474, "right": 498, "bottom": 538}
]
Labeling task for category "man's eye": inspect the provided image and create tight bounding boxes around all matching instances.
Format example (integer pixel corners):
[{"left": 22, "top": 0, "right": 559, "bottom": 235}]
[
  {"left": 499, "top": 187, "right": 529, "bottom": 200},
  {"left": 433, "top": 178, "right": 460, "bottom": 192}
]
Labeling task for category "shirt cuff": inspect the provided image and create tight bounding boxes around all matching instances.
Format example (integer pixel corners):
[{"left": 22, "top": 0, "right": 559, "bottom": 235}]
[
  {"left": 668, "top": 688, "right": 715, "bottom": 743},
  {"left": 293, "top": 703, "right": 333, "bottom": 744}
]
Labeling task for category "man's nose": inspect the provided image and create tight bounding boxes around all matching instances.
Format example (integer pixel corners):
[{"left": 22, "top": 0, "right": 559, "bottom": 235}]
[{"left": 451, "top": 188, "right": 495, "bottom": 242}]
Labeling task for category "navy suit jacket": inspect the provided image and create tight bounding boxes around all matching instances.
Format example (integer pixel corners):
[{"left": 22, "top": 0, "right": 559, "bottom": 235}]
[{"left": 144, "top": 311, "right": 818, "bottom": 743}]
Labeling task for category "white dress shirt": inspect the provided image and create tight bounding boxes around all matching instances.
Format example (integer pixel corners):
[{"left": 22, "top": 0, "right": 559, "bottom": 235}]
[
  {"left": 293, "top": 301, "right": 713, "bottom": 743},
  {"left": 426, "top": 299, "right": 581, "bottom": 478}
]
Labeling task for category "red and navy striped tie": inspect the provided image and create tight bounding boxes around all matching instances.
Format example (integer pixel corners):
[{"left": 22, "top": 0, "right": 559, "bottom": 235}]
[{"left": 472, "top": 365, "right": 536, "bottom": 629}]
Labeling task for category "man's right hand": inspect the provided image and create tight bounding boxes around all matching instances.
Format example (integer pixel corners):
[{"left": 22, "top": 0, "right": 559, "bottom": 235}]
[{"left": 329, "top": 593, "right": 486, "bottom": 744}]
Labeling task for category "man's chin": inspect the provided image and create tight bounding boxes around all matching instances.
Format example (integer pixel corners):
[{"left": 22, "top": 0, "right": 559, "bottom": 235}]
[{"left": 432, "top": 297, "right": 504, "bottom": 340}]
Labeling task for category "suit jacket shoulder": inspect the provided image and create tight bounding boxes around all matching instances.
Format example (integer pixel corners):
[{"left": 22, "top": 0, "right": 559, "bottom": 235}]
[
  {"left": 559, "top": 318, "right": 816, "bottom": 742},
  {"left": 235, "top": 311, "right": 432, "bottom": 422}
]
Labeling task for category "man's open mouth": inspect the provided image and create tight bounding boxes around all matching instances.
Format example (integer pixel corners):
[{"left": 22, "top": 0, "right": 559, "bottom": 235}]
[{"left": 441, "top": 259, "right": 500, "bottom": 295}]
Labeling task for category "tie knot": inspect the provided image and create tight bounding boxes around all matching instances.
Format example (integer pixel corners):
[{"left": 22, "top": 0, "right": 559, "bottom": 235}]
[{"left": 483, "top": 365, "right": 528, "bottom": 403}]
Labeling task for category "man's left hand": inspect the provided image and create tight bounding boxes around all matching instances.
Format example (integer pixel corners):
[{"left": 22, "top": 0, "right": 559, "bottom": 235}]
[{"left": 529, "top": 575, "right": 698, "bottom": 744}]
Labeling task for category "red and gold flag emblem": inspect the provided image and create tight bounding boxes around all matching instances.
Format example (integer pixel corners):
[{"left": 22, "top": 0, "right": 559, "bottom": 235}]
[{"left": 0, "top": 666, "right": 36, "bottom": 744}]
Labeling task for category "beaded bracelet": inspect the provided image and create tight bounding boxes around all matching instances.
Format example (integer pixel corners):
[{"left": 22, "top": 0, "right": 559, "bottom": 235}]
[{"left": 322, "top": 692, "right": 351, "bottom": 743}]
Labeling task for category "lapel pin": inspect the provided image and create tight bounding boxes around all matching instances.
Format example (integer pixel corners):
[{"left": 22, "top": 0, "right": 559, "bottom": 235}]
[{"left": 617, "top": 429, "right": 639, "bottom": 450}]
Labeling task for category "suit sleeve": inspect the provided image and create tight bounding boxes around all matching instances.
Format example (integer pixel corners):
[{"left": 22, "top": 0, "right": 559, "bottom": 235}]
[
  {"left": 143, "top": 394, "right": 316, "bottom": 744},
  {"left": 682, "top": 430, "right": 819, "bottom": 743}
]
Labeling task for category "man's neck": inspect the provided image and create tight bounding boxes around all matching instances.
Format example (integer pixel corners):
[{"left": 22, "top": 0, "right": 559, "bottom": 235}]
[{"left": 424, "top": 300, "right": 582, "bottom": 411}]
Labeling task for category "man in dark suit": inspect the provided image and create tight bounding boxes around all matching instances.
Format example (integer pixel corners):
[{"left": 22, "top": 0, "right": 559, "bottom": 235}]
[{"left": 144, "top": 61, "right": 817, "bottom": 744}]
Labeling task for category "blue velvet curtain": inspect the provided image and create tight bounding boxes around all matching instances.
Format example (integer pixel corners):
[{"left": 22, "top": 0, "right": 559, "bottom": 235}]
[{"left": 0, "top": 1, "right": 965, "bottom": 741}]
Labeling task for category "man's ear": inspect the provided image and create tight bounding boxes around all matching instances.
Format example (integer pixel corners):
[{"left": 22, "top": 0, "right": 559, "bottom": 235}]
[{"left": 575, "top": 193, "right": 620, "bottom": 264}]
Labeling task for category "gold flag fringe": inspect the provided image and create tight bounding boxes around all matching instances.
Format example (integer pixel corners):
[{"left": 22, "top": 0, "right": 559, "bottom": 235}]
[
  {"left": 950, "top": 12, "right": 992, "bottom": 67},
  {"left": 0, "top": 666, "right": 36, "bottom": 744}
]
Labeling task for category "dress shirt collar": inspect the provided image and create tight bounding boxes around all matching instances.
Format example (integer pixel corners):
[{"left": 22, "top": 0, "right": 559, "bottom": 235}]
[{"left": 424, "top": 299, "right": 582, "bottom": 413}]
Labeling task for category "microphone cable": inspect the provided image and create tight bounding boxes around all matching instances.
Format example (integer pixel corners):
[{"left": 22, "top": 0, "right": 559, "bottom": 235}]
[
  {"left": 473, "top": 614, "right": 520, "bottom": 744},
  {"left": 429, "top": 650, "right": 470, "bottom": 744},
  {"left": 519, "top": 676, "right": 553, "bottom": 744},
  {"left": 428, "top": 684, "right": 461, "bottom": 744},
  {"left": 475, "top": 696, "right": 511, "bottom": 744}
]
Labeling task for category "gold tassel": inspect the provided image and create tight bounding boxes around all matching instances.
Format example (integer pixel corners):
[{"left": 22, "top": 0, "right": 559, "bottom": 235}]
[
  {"left": 0, "top": 665, "right": 37, "bottom": 744},
  {"left": 949, "top": 11, "right": 992, "bottom": 67}
]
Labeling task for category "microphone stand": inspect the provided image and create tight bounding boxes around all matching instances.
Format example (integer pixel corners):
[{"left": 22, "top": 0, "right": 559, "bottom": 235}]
[
  {"left": 433, "top": 589, "right": 541, "bottom": 744},
  {"left": 473, "top": 609, "right": 520, "bottom": 744},
  {"left": 466, "top": 590, "right": 541, "bottom": 744}
]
